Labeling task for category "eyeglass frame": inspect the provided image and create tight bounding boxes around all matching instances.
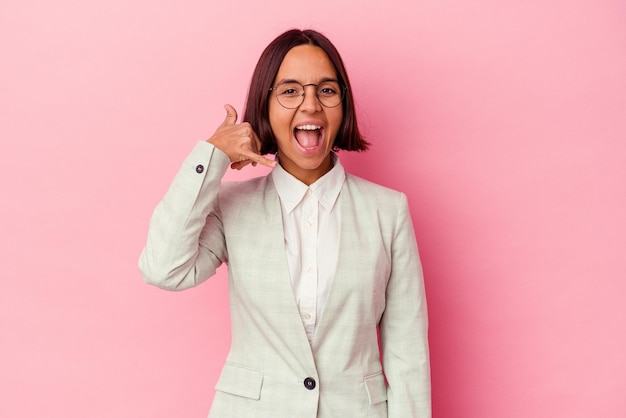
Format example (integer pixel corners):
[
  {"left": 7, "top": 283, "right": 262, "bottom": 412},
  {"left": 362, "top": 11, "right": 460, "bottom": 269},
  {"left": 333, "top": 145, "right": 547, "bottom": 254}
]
[{"left": 268, "top": 80, "right": 347, "bottom": 109}]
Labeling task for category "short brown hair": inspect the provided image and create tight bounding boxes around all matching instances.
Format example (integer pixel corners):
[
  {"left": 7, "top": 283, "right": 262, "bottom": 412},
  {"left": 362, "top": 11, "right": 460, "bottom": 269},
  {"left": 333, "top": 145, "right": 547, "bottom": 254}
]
[{"left": 243, "top": 29, "right": 369, "bottom": 154}]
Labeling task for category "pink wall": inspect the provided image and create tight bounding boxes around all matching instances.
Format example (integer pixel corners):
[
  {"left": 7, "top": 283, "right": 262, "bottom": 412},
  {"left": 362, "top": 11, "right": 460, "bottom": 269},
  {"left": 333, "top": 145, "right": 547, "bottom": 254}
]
[{"left": 2, "top": 0, "right": 625, "bottom": 416}]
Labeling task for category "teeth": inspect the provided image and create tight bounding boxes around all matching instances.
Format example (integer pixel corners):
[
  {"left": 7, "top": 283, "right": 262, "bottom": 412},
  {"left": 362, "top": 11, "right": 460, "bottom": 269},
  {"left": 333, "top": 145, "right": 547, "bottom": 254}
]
[{"left": 295, "top": 124, "right": 322, "bottom": 130}]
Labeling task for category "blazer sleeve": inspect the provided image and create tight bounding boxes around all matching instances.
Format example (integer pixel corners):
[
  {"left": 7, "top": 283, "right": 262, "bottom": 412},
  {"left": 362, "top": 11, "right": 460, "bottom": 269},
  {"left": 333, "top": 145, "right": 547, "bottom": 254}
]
[
  {"left": 379, "top": 192, "right": 432, "bottom": 417},
  {"left": 138, "top": 141, "right": 231, "bottom": 291}
]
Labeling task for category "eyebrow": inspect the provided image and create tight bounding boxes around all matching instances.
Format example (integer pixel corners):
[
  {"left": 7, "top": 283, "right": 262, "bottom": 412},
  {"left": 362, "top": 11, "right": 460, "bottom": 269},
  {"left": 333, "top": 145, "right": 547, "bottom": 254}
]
[{"left": 275, "top": 77, "right": 340, "bottom": 85}]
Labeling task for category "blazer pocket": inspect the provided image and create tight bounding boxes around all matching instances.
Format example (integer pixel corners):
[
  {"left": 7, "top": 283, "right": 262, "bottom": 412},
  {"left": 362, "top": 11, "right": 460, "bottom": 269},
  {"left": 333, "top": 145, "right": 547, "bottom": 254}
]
[
  {"left": 363, "top": 372, "right": 388, "bottom": 405},
  {"left": 215, "top": 363, "right": 264, "bottom": 400}
]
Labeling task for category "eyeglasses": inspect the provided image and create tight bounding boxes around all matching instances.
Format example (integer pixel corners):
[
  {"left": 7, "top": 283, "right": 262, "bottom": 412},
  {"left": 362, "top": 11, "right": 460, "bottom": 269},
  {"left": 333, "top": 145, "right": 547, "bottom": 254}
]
[{"left": 269, "top": 80, "right": 346, "bottom": 109}]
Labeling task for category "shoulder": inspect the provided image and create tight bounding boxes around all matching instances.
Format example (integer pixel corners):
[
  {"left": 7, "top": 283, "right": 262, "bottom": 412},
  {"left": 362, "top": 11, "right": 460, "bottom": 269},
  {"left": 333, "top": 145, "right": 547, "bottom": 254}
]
[
  {"left": 219, "top": 174, "right": 273, "bottom": 202},
  {"left": 343, "top": 174, "right": 414, "bottom": 241},
  {"left": 344, "top": 173, "right": 407, "bottom": 207}
]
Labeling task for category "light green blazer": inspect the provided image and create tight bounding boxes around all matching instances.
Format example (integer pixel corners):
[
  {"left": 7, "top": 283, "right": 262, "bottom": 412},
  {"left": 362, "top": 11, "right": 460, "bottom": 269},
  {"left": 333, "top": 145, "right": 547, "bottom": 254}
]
[{"left": 139, "top": 142, "right": 431, "bottom": 418}]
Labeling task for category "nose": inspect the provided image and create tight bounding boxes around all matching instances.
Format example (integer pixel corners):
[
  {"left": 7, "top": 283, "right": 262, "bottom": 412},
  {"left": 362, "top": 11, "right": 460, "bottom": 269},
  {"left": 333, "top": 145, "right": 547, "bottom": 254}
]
[{"left": 299, "top": 84, "right": 322, "bottom": 112}]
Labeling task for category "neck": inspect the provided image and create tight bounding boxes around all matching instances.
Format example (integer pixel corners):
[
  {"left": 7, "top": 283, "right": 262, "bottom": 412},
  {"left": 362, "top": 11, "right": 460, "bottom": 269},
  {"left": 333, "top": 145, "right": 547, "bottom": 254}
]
[{"left": 279, "top": 155, "right": 333, "bottom": 186}]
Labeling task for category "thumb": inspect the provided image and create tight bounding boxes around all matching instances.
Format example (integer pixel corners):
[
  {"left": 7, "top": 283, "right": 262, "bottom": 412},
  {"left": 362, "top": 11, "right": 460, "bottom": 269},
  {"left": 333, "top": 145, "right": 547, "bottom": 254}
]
[{"left": 221, "top": 104, "right": 238, "bottom": 126}]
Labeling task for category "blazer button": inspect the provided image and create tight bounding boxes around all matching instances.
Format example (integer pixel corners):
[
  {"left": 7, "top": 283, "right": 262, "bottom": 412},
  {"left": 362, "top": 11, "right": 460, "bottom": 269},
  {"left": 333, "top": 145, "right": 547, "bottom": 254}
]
[
  {"left": 195, "top": 164, "right": 204, "bottom": 174},
  {"left": 303, "top": 377, "right": 316, "bottom": 390}
]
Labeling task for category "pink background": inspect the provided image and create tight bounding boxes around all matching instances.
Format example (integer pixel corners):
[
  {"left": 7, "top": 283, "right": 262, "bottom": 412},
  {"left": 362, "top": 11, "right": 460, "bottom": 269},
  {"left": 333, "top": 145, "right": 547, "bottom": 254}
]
[{"left": 2, "top": 0, "right": 625, "bottom": 417}]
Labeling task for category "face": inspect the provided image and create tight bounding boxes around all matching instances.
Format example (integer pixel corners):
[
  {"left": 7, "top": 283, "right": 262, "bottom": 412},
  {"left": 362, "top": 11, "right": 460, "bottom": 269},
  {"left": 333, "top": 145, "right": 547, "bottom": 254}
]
[{"left": 269, "top": 45, "right": 343, "bottom": 185}]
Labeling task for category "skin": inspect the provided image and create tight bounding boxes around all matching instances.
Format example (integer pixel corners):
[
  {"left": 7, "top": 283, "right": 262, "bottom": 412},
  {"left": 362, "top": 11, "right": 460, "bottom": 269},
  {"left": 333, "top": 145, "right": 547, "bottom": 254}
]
[
  {"left": 268, "top": 44, "right": 343, "bottom": 185},
  {"left": 208, "top": 45, "right": 343, "bottom": 186},
  {"left": 206, "top": 104, "right": 276, "bottom": 170}
]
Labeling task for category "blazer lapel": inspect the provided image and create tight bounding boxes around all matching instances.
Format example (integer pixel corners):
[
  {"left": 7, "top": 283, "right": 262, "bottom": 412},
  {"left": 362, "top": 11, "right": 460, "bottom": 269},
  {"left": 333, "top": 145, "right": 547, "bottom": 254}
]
[
  {"left": 261, "top": 177, "right": 318, "bottom": 363},
  {"left": 311, "top": 179, "right": 390, "bottom": 353},
  {"left": 311, "top": 185, "right": 359, "bottom": 351}
]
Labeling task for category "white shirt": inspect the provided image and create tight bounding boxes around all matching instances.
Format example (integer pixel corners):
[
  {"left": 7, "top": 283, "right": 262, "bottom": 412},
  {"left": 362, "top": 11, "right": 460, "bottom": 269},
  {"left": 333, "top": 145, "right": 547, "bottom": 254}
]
[{"left": 271, "top": 154, "right": 345, "bottom": 343}]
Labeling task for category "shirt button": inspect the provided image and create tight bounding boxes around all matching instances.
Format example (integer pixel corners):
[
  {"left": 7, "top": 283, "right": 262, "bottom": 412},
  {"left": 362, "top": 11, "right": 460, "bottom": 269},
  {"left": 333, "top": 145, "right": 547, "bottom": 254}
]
[
  {"left": 195, "top": 164, "right": 204, "bottom": 174},
  {"left": 303, "top": 313, "right": 312, "bottom": 321},
  {"left": 303, "top": 377, "right": 316, "bottom": 390}
]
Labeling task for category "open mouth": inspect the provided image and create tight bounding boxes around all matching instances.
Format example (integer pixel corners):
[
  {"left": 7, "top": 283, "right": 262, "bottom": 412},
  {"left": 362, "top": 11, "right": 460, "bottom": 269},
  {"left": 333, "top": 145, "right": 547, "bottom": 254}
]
[{"left": 294, "top": 124, "right": 324, "bottom": 151}]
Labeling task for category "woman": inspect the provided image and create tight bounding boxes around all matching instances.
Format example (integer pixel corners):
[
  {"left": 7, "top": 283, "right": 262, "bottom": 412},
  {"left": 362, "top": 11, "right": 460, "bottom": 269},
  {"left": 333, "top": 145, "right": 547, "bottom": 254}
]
[{"left": 139, "top": 29, "right": 431, "bottom": 418}]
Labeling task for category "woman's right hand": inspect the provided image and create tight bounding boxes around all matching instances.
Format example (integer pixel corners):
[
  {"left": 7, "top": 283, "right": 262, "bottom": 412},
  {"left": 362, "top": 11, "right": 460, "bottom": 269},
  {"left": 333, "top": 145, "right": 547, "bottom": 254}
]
[{"left": 207, "top": 104, "right": 277, "bottom": 170}]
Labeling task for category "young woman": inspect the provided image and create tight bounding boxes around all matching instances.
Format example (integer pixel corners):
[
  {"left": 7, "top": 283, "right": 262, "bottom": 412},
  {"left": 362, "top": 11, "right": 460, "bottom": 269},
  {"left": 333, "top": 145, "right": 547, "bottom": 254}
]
[{"left": 139, "top": 29, "right": 431, "bottom": 418}]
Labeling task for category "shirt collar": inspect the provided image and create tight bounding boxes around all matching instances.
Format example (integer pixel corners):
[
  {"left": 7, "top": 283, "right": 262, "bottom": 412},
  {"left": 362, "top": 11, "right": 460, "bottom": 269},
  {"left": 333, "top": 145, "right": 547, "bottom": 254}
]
[{"left": 271, "top": 153, "right": 346, "bottom": 213}]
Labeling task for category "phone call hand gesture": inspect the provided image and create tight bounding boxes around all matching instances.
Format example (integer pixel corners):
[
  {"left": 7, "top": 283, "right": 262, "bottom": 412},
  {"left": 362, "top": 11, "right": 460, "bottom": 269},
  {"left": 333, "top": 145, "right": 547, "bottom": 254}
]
[{"left": 207, "top": 104, "right": 277, "bottom": 170}]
